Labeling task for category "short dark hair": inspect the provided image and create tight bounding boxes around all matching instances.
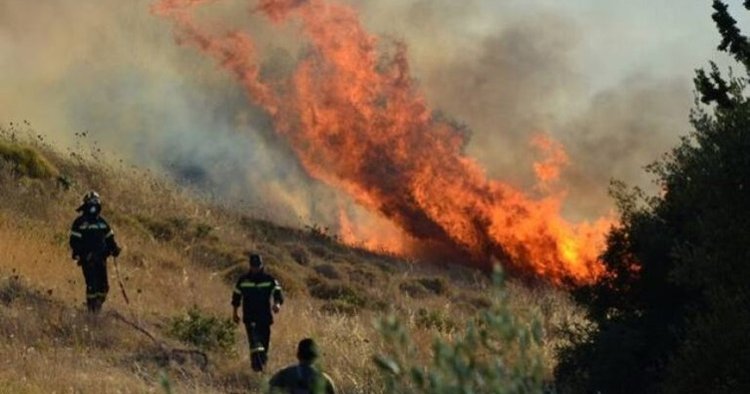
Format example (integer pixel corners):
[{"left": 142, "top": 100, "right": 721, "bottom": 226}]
[
  {"left": 297, "top": 338, "right": 319, "bottom": 362},
  {"left": 249, "top": 254, "right": 263, "bottom": 268}
]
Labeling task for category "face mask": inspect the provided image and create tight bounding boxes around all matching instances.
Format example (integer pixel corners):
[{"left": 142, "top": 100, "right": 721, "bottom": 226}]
[{"left": 88, "top": 204, "right": 100, "bottom": 215}]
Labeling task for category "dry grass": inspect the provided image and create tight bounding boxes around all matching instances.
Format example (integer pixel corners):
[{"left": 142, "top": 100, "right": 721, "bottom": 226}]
[{"left": 0, "top": 128, "right": 586, "bottom": 393}]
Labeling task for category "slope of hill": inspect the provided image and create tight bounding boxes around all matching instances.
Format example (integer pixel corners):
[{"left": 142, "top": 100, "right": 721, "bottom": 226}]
[{"left": 0, "top": 126, "right": 583, "bottom": 393}]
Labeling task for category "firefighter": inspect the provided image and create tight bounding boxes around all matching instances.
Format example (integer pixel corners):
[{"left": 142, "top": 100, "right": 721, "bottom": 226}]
[
  {"left": 232, "top": 253, "right": 284, "bottom": 372},
  {"left": 69, "top": 191, "right": 121, "bottom": 313},
  {"left": 269, "top": 338, "right": 337, "bottom": 394}
]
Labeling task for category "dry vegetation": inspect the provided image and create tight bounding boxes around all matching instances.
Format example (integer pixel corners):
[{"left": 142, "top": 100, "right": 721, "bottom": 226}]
[{"left": 0, "top": 125, "right": 585, "bottom": 393}]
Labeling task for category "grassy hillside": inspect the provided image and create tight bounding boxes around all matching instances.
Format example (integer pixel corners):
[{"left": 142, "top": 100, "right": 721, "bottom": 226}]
[{"left": 0, "top": 125, "right": 583, "bottom": 393}]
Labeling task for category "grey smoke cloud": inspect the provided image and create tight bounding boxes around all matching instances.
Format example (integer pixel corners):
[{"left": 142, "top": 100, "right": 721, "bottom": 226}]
[
  {"left": 0, "top": 0, "right": 332, "bottom": 224},
  {"left": 349, "top": 0, "right": 736, "bottom": 218},
  {"left": 0, "top": 0, "right": 739, "bottom": 229}
]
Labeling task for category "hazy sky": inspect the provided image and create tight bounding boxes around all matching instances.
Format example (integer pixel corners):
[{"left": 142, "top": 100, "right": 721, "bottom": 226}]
[
  {"left": 494, "top": 0, "right": 746, "bottom": 91},
  {"left": 1, "top": 0, "right": 748, "bottom": 224},
  {"left": 362, "top": 0, "right": 746, "bottom": 95}
]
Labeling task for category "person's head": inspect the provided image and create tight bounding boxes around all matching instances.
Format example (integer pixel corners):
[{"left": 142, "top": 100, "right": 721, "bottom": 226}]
[
  {"left": 77, "top": 190, "right": 102, "bottom": 217},
  {"left": 296, "top": 338, "right": 319, "bottom": 364},
  {"left": 249, "top": 253, "right": 263, "bottom": 273}
]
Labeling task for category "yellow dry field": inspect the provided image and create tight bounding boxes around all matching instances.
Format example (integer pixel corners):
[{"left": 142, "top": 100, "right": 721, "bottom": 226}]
[{"left": 0, "top": 136, "right": 584, "bottom": 393}]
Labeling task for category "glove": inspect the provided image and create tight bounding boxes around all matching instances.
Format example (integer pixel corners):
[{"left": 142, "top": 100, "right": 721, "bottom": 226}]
[
  {"left": 111, "top": 245, "right": 122, "bottom": 258},
  {"left": 72, "top": 251, "right": 79, "bottom": 260}
]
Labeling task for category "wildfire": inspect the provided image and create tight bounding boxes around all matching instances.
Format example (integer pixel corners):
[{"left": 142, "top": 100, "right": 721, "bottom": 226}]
[{"left": 154, "top": 0, "right": 614, "bottom": 284}]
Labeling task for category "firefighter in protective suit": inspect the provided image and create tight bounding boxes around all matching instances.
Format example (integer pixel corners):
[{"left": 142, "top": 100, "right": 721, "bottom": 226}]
[
  {"left": 69, "top": 191, "right": 121, "bottom": 313},
  {"left": 232, "top": 254, "right": 284, "bottom": 372},
  {"left": 269, "top": 338, "right": 337, "bottom": 394}
]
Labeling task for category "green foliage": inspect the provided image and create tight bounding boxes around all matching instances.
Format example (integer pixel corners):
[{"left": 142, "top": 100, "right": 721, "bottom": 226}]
[
  {"left": 0, "top": 139, "right": 58, "bottom": 179},
  {"left": 307, "top": 277, "right": 367, "bottom": 308},
  {"left": 375, "top": 269, "right": 545, "bottom": 394},
  {"left": 167, "top": 306, "right": 236, "bottom": 353},
  {"left": 556, "top": 2, "right": 750, "bottom": 392},
  {"left": 414, "top": 308, "right": 456, "bottom": 333}
]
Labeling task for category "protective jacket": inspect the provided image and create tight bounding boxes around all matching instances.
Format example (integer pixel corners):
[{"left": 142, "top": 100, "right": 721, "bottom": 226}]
[
  {"left": 231, "top": 271, "right": 284, "bottom": 324},
  {"left": 69, "top": 214, "right": 119, "bottom": 260},
  {"left": 269, "top": 363, "right": 337, "bottom": 394},
  {"left": 69, "top": 213, "right": 120, "bottom": 313}
]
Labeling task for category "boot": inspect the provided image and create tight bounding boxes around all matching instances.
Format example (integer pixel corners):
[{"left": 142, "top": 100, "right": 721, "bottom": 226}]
[{"left": 92, "top": 296, "right": 106, "bottom": 314}]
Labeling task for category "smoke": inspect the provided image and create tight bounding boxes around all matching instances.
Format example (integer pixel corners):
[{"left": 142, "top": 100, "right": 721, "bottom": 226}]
[
  {"left": 0, "top": 0, "right": 334, "bottom": 224},
  {"left": 560, "top": 76, "right": 693, "bottom": 219},
  {"left": 347, "top": 0, "right": 699, "bottom": 220},
  {"left": 0, "top": 0, "right": 713, "bottom": 232}
]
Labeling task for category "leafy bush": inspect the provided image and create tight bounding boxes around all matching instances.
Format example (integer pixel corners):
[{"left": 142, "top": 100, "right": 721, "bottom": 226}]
[
  {"left": 375, "top": 269, "right": 545, "bottom": 393},
  {"left": 307, "top": 277, "right": 367, "bottom": 307},
  {"left": 414, "top": 308, "right": 456, "bottom": 333},
  {"left": 167, "top": 306, "right": 236, "bottom": 353},
  {"left": 556, "top": 3, "right": 750, "bottom": 392}
]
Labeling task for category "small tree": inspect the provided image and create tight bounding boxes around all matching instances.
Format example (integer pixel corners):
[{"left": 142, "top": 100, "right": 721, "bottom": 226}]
[
  {"left": 556, "top": 2, "right": 750, "bottom": 392},
  {"left": 167, "top": 306, "right": 236, "bottom": 353},
  {"left": 374, "top": 269, "right": 545, "bottom": 394}
]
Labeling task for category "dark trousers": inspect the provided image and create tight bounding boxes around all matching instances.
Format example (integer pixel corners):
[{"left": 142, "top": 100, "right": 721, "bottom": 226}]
[
  {"left": 80, "top": 258, "right": 109, "bottom": 313},
  {"left": 244, "top": 321, "right": 271, "bottom": 372}
]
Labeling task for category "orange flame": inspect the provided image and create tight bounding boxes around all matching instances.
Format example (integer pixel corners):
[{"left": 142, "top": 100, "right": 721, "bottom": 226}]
[
  {"left": 338, "top": 209, "right": 410, "bottom": 255},
  {"left": 154, "top": 0, "right": 615, "bottom": 284},
  {"left": 531, "top": 133, "right": 569, "bottom": 188}
]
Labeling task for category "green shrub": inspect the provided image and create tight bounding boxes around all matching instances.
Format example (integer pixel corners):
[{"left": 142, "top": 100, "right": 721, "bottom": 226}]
[
  {"left": 556, "top": 4, "right": 750, "bottom": 392},
  {"left": 375, "top": 269, "right": 545, "bottom": 394},
  {"left": 414, "top": 308, "right": 456, "bottom": 333},
  {"left": 308, "top": 278, "right": 366, "bottom": 307},
  {"left": 0, "top": 140, "right": 58, "bottom": 179},
  {"left": 167, "top": 306, "right": 236, "bottom": 353}
]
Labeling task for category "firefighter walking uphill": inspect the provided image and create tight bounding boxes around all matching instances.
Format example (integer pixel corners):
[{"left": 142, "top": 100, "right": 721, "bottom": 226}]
[
  {"left": 232, "top": 253, "right": 284, "bottom": 372},
  {"left": 69, "top": 191, "right": 121, "bottom": 313}
]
